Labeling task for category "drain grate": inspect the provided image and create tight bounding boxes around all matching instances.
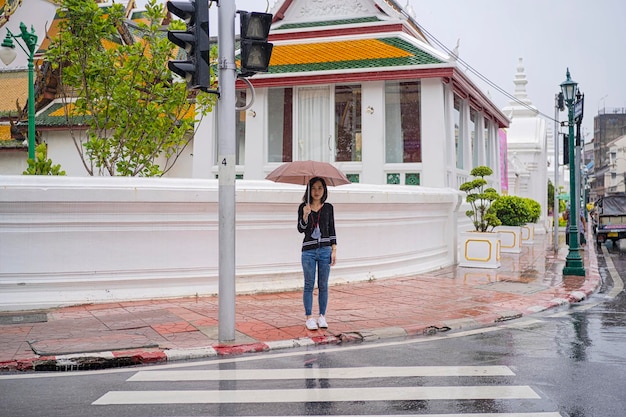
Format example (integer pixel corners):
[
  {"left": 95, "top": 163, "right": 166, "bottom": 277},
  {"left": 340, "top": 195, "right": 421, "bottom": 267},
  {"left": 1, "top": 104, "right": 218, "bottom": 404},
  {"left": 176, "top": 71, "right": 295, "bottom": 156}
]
[
  {"left": 474, "top": 281, "right": 548, "bottom": 295},
  {"left": 0, "top": 312, "right": 48, "bottom": 325}
]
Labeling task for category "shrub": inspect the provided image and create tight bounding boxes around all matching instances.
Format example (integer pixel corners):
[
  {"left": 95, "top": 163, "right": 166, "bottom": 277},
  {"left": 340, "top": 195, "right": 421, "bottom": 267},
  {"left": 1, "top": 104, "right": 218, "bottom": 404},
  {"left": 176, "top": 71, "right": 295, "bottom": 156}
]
[
  {"left": 23, "top": 143, "right": 66, "bottom": 176},
  {"left": 491, "top": 195, "right": 532, "bottom": 227},
  {"left": 524, "top": 198, "right": 541, "bottom": 223},
  {"left": 459, "top": 166, "right": 501, "bottom": 232}
]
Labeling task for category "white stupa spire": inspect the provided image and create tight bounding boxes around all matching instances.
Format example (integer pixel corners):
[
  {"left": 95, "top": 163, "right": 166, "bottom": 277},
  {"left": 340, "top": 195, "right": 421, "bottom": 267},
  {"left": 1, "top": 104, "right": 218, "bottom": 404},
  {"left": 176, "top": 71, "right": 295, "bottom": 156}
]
[{"left": 502, "top": 58, "right": 538, "bottom": 118}]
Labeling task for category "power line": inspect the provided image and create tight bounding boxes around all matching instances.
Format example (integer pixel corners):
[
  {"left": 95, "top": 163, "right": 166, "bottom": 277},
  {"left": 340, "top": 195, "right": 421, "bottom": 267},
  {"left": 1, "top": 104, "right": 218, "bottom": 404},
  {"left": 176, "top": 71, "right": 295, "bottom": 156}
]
[{"left": 414, "top": 21, "right": 559, "bottom": 124}]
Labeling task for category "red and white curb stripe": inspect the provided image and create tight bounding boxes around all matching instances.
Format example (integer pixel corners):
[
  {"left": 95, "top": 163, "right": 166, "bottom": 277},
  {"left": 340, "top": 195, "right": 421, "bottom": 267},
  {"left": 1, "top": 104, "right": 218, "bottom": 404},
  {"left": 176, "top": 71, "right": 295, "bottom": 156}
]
[{"left": 0, "top": 259, "right": 604, "bottom": 373}]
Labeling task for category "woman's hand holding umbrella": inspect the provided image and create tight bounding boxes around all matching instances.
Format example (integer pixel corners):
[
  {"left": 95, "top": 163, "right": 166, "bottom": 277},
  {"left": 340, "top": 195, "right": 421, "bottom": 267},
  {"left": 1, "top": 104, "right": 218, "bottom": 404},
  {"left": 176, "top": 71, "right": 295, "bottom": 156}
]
[{"left": 302, "top": 203, "right": 311, "bottom": 221}]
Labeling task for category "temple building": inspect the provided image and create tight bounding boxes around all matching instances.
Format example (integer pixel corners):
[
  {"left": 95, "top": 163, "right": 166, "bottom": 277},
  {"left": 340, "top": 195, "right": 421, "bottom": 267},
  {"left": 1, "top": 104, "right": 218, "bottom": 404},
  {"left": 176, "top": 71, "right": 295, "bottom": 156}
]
[{"left": 1, "top": 0, "right": 508, "bottom": 191}]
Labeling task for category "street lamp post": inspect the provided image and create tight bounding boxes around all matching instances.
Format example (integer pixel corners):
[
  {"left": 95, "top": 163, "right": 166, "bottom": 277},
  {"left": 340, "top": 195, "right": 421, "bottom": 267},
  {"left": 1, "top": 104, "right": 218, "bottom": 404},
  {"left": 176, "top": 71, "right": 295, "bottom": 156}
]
[
  {"left": 560, "top": 68, "right": 585, "bottom": 276},
  {"left": 0, "top": 22, "right": 38, "bottom": 160}
]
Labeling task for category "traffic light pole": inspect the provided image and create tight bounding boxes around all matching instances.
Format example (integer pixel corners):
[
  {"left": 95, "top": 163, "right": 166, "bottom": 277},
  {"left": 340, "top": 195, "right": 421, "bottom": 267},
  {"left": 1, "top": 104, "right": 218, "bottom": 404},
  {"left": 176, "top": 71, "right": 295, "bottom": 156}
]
[{"left": 217, "top": 0, "right": 237, "bottom": 342}]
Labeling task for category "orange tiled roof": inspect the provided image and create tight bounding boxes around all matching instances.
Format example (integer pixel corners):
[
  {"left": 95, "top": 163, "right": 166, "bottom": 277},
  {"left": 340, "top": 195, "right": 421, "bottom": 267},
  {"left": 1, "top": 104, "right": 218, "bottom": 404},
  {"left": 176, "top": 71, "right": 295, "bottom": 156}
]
[
  {"left": 271, "top": 39, "right": 412, "bottom": 66},
  {"left": 0, "top": 124, "right": 11, "bottom": 140},
  {"left": 0, "top": 70, "right": 28, "bottom": 113},
  {"left": 37, "top": 101, "right": 195, "bottom": 127},
  {"left": 266, "top": 37, "right": 443, "bottom": 74}
]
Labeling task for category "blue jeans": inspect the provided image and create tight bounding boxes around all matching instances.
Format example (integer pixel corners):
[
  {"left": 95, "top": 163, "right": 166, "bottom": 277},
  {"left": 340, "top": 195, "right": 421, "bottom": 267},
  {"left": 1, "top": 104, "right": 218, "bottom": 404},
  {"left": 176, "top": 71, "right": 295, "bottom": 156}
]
[{"left": 301, "top": 246, "right": 331, "bottom": 316}]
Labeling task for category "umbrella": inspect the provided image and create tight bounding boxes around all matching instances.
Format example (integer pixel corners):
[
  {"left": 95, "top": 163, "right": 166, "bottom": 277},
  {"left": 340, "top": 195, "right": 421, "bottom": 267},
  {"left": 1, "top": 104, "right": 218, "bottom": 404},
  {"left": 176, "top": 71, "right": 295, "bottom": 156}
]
[
  {"left": 265, "top": 160, "right": 350, "bottom": 187},
  {"left": 265, "top": 160, "right": 351, "bottom": 204}
]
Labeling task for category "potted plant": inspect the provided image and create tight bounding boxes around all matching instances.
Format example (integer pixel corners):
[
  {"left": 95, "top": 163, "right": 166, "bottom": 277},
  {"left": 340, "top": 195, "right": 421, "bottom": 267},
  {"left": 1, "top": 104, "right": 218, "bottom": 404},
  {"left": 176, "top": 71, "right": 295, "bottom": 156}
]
[
  {"left": 521, "top": 198, "right": 541, "bottom": 244},
  {"left": 458, "top": 166, "right": 501, "bottom": 268},
  {"left": 491, "top": 195, "right": 532, "bottom": 253}
]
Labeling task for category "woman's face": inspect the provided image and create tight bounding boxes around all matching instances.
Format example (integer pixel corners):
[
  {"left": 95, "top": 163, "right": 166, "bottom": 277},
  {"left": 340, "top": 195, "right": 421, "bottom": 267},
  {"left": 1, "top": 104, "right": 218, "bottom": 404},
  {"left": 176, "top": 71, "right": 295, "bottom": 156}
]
[{"left": 310, "top": 181, "right": 325, "bottom": 201}]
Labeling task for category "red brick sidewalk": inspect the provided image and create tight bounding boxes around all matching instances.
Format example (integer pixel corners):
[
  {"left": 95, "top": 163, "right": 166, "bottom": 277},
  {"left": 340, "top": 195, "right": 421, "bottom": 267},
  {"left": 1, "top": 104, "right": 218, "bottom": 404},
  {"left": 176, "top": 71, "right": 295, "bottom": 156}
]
[{"left": 0, "top": 234, "right": 600, "bottom": 371}]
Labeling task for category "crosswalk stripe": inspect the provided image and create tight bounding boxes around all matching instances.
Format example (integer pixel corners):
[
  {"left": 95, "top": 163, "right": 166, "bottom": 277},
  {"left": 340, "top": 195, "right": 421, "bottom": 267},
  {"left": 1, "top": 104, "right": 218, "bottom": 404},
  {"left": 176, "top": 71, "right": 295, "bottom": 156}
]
[
  {"left": 92, "top": 385, "right": 540, "bottom": 405},
  {"left": 205, "top": 414, "right": 562, "bottom": 417},
  {"left": 208, "top": 414, "right": 562, "bottom": 417},
  {"left": 127, "top": 366, "right": 515, "bottom": 381}
]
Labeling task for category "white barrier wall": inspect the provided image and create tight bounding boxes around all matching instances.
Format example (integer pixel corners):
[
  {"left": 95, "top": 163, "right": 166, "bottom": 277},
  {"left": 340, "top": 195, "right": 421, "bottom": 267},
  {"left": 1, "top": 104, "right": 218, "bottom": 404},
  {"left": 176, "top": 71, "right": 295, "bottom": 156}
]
[{"left": 0, "top": 176, "right": 462, "bottom": 311}]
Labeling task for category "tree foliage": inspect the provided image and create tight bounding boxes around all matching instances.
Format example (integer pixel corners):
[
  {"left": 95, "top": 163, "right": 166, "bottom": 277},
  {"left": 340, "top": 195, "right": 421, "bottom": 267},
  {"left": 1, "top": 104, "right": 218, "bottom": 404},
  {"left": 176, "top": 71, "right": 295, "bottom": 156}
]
[
  {"left": 45, "top": 0, "right": 214, "bottom": 176},
  {"left": 23, "top": 143, "right": 66, "bottom": 175},
  {"left": 459, "top": 166, "right": 501, "bottom": 232}
]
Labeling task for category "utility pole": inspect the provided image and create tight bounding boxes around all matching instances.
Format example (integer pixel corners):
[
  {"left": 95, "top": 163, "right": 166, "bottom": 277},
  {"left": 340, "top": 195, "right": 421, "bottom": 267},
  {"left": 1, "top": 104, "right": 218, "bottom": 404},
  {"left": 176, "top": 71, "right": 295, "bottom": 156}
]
[
  {"left": 554, "top": 92, "right": 563, "bottom": 252},
  {"left": 217, "top": 0, "right": 237, "bottom": 342}
]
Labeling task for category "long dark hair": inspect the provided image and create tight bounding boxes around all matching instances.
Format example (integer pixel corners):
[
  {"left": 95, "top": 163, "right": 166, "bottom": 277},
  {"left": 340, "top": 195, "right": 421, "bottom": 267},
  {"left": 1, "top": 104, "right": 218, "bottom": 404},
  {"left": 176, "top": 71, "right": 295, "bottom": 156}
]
[{"left": 302, "top": 177, "right": 328, "bottom": 203}]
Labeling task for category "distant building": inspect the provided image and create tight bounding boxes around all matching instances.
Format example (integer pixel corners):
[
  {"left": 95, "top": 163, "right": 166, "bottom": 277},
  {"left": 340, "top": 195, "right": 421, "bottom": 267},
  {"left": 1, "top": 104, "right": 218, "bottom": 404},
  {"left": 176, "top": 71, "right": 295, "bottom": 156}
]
[
  {"left": 604, "top": 135, "right": 626, "bottom": 194},
  {"left": 591, "top": 108, "right": 626, "bottom": 198}
]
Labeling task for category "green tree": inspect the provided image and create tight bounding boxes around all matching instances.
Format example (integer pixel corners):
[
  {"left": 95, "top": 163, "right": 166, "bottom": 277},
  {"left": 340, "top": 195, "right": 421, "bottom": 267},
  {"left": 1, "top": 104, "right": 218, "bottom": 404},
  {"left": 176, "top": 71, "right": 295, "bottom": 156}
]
[
  {"left": 23, "top": 143, "right": 66, "bottom": 175},
  {"left": 45, "top": 0, "right": 214, "bottom": 176},
  {"left": 547, "top": 179, "right": 555, "bottom": 214}
]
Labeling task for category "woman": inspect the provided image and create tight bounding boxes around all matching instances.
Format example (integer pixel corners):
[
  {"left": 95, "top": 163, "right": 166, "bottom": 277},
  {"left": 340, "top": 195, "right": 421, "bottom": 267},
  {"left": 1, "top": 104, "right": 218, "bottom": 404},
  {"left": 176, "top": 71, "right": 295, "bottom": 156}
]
[{"left": 297, "top": 177, "right": 337, "bottom": 330}]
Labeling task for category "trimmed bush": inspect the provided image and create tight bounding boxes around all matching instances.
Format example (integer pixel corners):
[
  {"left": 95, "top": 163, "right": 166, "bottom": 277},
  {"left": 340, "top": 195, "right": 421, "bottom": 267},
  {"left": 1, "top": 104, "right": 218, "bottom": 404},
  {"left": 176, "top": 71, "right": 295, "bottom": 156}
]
[
  {"left": 459, "top": 166, "right": 501, "bottom": 232},
  {"left": 524, "top": 198, "right": 541, "bottom": 223},
  {"left": 491, "top": 195, "right": 532, "bottom": 227}
]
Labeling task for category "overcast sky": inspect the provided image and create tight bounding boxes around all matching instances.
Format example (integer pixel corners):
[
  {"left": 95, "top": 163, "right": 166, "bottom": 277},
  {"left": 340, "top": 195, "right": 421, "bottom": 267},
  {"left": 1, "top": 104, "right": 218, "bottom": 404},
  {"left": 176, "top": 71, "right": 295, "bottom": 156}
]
[{"left": 225, "top": 0, "right": 626, "bottom": 142}]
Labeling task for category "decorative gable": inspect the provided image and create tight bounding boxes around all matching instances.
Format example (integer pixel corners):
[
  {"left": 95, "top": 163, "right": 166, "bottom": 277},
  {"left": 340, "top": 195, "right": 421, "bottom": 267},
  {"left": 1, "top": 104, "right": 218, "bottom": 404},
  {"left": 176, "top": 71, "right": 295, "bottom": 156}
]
[{"left": 277, "top": 0, "right": 381, "bottom": 23}]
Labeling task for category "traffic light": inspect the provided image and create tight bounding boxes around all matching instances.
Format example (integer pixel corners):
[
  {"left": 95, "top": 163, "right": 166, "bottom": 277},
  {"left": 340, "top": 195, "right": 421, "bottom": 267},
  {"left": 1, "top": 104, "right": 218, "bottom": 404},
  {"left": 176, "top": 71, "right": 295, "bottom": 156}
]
[
  {"left": 557, "top": 92, "right": 565, "bottom": 111},
  {"left": 166, "top": 0, "right": 210, "bottom": 91},
  {"left": 239, "top": 12, "right": 273, "bottom": 77},
  {"left": 563, "top": 133, "right": 569, "bottom": 165}
]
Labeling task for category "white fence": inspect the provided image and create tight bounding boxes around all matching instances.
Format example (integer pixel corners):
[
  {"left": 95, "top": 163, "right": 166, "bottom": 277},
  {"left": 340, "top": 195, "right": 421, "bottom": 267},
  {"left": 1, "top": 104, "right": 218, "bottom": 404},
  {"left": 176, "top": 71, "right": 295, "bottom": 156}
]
[{"left": 0, "top": 176, "right": 462, "bottom": 311}]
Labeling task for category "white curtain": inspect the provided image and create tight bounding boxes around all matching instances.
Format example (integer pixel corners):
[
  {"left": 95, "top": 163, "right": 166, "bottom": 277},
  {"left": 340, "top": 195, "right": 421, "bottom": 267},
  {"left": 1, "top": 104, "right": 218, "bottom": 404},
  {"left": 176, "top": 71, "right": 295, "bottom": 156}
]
[
  {"left": 384, "top": 82, "right": 403, "bottom": 163},
  {"left": 297, "top": 86, "right": 331, "bottom": 161}
]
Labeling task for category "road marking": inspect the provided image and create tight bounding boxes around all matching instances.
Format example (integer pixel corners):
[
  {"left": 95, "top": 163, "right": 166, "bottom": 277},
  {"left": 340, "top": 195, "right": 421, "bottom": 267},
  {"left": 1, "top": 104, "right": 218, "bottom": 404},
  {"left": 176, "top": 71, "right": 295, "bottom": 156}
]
[
  {"left": 0, "top": 323, "right": 546, "bottom": 380},
  {"left": 92, "top": 385, "right": 540, "bottom": 405},
  {"left": 603, "top": 245, "right": 624, "bottom": 298},
  {"left": 170, "top": 414, "right": 562, "bottom": 417},
  {"left": 127, "top": 365, "right": 515, "bottom": 381}
]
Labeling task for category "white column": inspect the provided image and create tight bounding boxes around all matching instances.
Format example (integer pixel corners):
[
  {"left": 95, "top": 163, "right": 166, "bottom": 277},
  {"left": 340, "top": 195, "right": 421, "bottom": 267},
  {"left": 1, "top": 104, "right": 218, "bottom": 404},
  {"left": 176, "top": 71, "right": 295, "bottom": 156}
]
[
  {"left": 360, "top": 81, "right": 385, "bottom": 184},
  {"left": 243, "top": 88, "right": 266, "bottom": 180},
  {"left": 420, "top": 78, "right": 447, "bottom": 188},
  {"left": 476, "top": 115, "right": 486, "bottom": 166},
  {"left": 462, "top": 100, "right": 472, "bottom": 170},
  {"left": 444, "top": 84, "right": 456, "bottom": 187}
]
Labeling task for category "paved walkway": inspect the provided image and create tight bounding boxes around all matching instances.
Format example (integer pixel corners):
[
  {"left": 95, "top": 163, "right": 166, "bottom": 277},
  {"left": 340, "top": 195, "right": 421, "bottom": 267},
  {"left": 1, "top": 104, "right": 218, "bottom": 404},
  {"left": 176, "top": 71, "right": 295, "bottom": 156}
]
[{"left": 0, "top": 233, "right": 601, "bottom": 372}]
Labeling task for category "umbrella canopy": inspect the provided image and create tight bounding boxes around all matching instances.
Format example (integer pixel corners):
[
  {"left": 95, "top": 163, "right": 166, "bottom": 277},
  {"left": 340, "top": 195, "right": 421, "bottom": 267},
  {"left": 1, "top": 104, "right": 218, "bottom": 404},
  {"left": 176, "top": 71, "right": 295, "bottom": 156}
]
[{"left": 265, "top": 160, "right": 351, "bottom": 187}]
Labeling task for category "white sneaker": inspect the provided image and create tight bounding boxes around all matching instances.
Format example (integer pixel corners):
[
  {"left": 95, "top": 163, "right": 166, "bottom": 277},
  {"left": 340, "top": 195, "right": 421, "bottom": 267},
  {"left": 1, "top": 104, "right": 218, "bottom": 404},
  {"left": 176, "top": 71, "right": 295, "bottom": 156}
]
[
  {"left": 305, "top": 318, "right": 318, "bottom": 330},
  {"left": 318, "top": 315, "right": 328, "bottom": 329}
]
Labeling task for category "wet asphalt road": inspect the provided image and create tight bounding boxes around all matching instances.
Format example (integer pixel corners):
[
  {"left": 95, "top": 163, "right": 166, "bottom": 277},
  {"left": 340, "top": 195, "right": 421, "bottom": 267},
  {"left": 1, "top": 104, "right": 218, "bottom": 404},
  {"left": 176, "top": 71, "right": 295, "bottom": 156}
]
[{"left": 1, "top": 245, "right": 625, "bottom": 417}]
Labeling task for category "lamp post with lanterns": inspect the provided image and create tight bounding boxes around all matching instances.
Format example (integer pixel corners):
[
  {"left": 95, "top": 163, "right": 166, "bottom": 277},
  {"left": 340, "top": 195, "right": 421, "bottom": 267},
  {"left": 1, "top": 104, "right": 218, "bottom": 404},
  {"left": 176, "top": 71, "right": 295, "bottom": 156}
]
[
  {"left": 560, "top": 68, "right": 585, "bottom": 276},
  {"left": 0, "top": 22, "right": 38, "bottom": 160}
]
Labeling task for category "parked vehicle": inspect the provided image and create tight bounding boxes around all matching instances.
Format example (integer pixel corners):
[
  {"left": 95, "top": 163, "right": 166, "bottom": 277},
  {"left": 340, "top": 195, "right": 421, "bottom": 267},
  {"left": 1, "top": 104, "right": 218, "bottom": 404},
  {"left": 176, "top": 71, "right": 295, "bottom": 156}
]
[{"left": 594, "top": 193, "right": 626, "bottom": 247}]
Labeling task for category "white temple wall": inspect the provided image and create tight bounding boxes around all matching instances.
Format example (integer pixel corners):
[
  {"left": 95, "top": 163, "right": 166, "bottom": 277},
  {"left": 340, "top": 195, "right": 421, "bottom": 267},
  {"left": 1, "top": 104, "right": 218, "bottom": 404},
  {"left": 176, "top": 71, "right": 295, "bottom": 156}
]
[{"left": 0, "top": 176, "right": 462, "bottom": 311}]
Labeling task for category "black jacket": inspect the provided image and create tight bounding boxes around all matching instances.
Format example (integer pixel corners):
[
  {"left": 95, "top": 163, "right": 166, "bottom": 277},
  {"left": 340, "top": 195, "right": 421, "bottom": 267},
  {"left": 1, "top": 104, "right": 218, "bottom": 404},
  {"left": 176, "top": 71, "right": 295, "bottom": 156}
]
[{"left": 297, "top": 202, "right": 337, "bottom": 252}]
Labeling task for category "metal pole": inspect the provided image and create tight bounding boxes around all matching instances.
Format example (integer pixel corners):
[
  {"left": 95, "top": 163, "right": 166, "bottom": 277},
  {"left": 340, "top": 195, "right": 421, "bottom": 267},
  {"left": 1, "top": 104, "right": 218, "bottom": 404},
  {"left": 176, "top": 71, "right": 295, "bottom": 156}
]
[
  {"left": 553, "top": 94, "right": 560, "bottom": 252},
  {"left": 217, "top": 0, "right": 237, "bottom": 342},
  {"left": 27, "top": 47, "right": 35, "bottom": 160},
  {"left": 574, "top": 124, "right": 581, "bottom": 244},
  {"left": 4, "top": 23, "right": 38, "bottom": 160},
  {"left": 563, "top": 97, "right": 584, "bottom": 276}
]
